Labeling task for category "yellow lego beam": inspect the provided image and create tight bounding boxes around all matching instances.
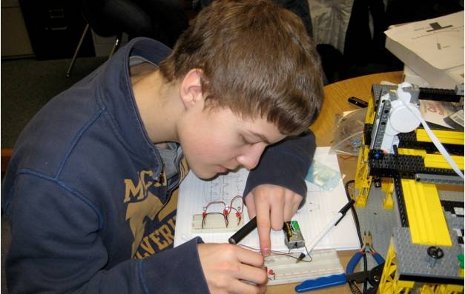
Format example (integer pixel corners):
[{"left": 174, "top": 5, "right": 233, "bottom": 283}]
[
  {"left": 416, "top": 129, "right": 464, "bottom": 146},
  {"left": 354, "top": 146, "right": 372, "bottom": 207},
  {"left": 424, "top": 154, "right": 464, "bottom": 170},
  {"left": 398, "top": 148, "right": 464, "bottom": 170},
  {"left": 401, "top": 179, "right": 452, "bottom": 246},
  {"left": 365, "top": 97, "right": 376, "bottom": 125}
]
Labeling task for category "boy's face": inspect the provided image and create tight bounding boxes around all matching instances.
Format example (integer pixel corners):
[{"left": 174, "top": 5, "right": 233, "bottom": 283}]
[{"left": 178, "top": 104, "right": 285, "bottom": 180}]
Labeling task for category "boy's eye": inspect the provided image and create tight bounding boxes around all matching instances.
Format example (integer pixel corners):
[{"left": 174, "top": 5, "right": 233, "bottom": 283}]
[
  {"left": 240, "top": 134, "right": 257, "bottom": 145},
  {"left": 241, "top": 135, "right": 268, "bottom": 148}
]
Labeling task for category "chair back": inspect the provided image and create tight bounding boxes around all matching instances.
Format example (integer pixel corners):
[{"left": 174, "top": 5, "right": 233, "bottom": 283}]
[{"left": 81, "top": 0, "right": 120, "bottom": 37}]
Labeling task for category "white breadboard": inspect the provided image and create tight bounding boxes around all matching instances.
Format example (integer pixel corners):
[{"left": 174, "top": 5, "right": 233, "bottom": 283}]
[
  {"left": 265, "top": 249, "right": 344, "bottom": 286},
  {"left": 192, "top": 213, "right": 244, "bottom": 232}
]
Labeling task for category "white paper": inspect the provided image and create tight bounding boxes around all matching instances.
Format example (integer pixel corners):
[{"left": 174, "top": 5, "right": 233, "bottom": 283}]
[
  {"left": 174, "top": 147, "right": 360, "bottom": 252},
  {"left": 385, "top": 11, "right": 464, "bottom": 70},
  {"left": 420, "top": 99, "right": 463, "bottom": 129}
]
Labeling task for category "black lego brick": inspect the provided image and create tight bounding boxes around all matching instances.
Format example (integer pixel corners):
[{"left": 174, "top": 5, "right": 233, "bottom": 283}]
[{"left": 368, "top": 153, "right": 459, "bottom": 178}]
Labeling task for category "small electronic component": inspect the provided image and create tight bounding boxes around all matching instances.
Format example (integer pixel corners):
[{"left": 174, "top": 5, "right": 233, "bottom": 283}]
[
  {"left": 348, "top": 96, "right": 368, "bottom": 108},
  {"left": 283, "top": 220, "right": 305, "bottom": 249}
]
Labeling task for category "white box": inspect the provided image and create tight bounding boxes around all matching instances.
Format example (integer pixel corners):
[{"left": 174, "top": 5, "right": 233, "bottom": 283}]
[{"left": 385, "top": 11, "right": 464, "bottom": 89}]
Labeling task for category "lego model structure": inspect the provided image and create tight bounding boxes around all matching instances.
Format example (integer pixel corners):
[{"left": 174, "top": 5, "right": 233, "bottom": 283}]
[{"left": 354, "top": 82, "right": 464, "bottom": 293}]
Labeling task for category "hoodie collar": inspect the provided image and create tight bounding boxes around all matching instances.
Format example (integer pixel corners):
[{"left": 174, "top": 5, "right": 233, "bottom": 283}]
[{"left": 96, "top": 37, "right": 172, "bottom": 178}]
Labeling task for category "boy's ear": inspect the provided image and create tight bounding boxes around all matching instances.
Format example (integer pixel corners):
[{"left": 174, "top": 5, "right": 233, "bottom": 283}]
[{"left": 180, "top": 69, "right": 204, "bottom": 108}]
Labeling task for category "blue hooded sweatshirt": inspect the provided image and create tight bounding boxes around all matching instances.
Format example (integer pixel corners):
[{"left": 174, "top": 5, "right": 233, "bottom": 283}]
[{"left": 2, "top": 37, "right": 316, "bottom": 294}]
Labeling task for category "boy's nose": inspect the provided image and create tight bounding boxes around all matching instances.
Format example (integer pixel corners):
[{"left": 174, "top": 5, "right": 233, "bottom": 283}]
[{"left": 237, "top": 143, "right": 266, "bottom": 170}]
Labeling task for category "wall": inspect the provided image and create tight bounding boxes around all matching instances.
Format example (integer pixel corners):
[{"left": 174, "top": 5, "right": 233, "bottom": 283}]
[{"left": 1, "top": 0, "right": 34, "bottom": 58}]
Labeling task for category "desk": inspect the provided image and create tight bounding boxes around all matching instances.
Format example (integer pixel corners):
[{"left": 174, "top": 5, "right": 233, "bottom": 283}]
[{"left": 267, "top": 71, "right": 403, "bottom": 294}]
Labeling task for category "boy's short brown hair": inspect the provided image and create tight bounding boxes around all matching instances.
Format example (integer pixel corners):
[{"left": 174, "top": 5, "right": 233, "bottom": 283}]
[{"left": 159, "top": 0, "right": 323, "bottom": 135}]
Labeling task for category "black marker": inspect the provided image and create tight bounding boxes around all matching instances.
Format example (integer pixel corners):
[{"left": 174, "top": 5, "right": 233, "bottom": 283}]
[
  {"left": 348, "top": 96, "right": 368, "bottom": 108},
  {"left": 228, "top": 216, "right": 257, "bottom": 244}
]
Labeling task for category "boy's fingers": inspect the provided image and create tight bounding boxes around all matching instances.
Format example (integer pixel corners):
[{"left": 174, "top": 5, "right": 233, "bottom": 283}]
[
  {"left": 236, "top": 246, "right": 264, "bottom": 267},
  {"left": 245, "top": 198, "right": 256, "bottom": 220},
  {"left": 258, "top": 225, "right": 271, "bottom": 256},
  {"left": 283, "top": 192, "right": 301, "bottom": 221},
  {"left": 255, "top": 209, "right": 271, "bottom": 255},
  {"left": 270, "top": 202, "right": 284, "bottom": 231},
  {"left": 234, "top": 262, "right": 267, "bottom": 284},
  {"left": 232, "top": 247, "right": 267, "bottom": 286}
]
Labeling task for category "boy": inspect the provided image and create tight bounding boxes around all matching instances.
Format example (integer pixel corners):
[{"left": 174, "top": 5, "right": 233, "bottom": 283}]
[{"left": 2, "top": 0, "right": 323, "bottom": 293}]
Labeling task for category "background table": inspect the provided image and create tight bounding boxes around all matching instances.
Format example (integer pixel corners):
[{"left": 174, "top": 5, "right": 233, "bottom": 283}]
[
  {"left": 267, "top": 71, "right": 403, "bottom": 293},
  {"left": 311, "top": 71, "right": 403, "bottom": 147}
]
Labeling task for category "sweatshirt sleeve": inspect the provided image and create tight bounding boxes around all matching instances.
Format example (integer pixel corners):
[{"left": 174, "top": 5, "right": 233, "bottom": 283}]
[
  {"left": 3, "top": 173, "right": 209, "bottom": 294},
  {"left": 243, "top": 130, "right": 316, "bottom": 205}
]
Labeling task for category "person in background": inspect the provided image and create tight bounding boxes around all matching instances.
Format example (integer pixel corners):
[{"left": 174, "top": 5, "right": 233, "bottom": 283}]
[{"left": 2, "top": 0, "right": 323, "bottom": 293}]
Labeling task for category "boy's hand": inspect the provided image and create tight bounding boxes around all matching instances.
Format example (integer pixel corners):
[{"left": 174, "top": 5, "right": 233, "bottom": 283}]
[
  {"left": 197, "top": 243, "right": 267, "bottom": 294},
  {"left": 244, "top": 184, "right": 302, "bottom": 255}
]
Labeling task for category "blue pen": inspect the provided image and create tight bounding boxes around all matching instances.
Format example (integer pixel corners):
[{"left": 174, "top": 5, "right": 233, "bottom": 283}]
[{"left": 295, "top": 273, "right": 347, "bottom": 292}]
